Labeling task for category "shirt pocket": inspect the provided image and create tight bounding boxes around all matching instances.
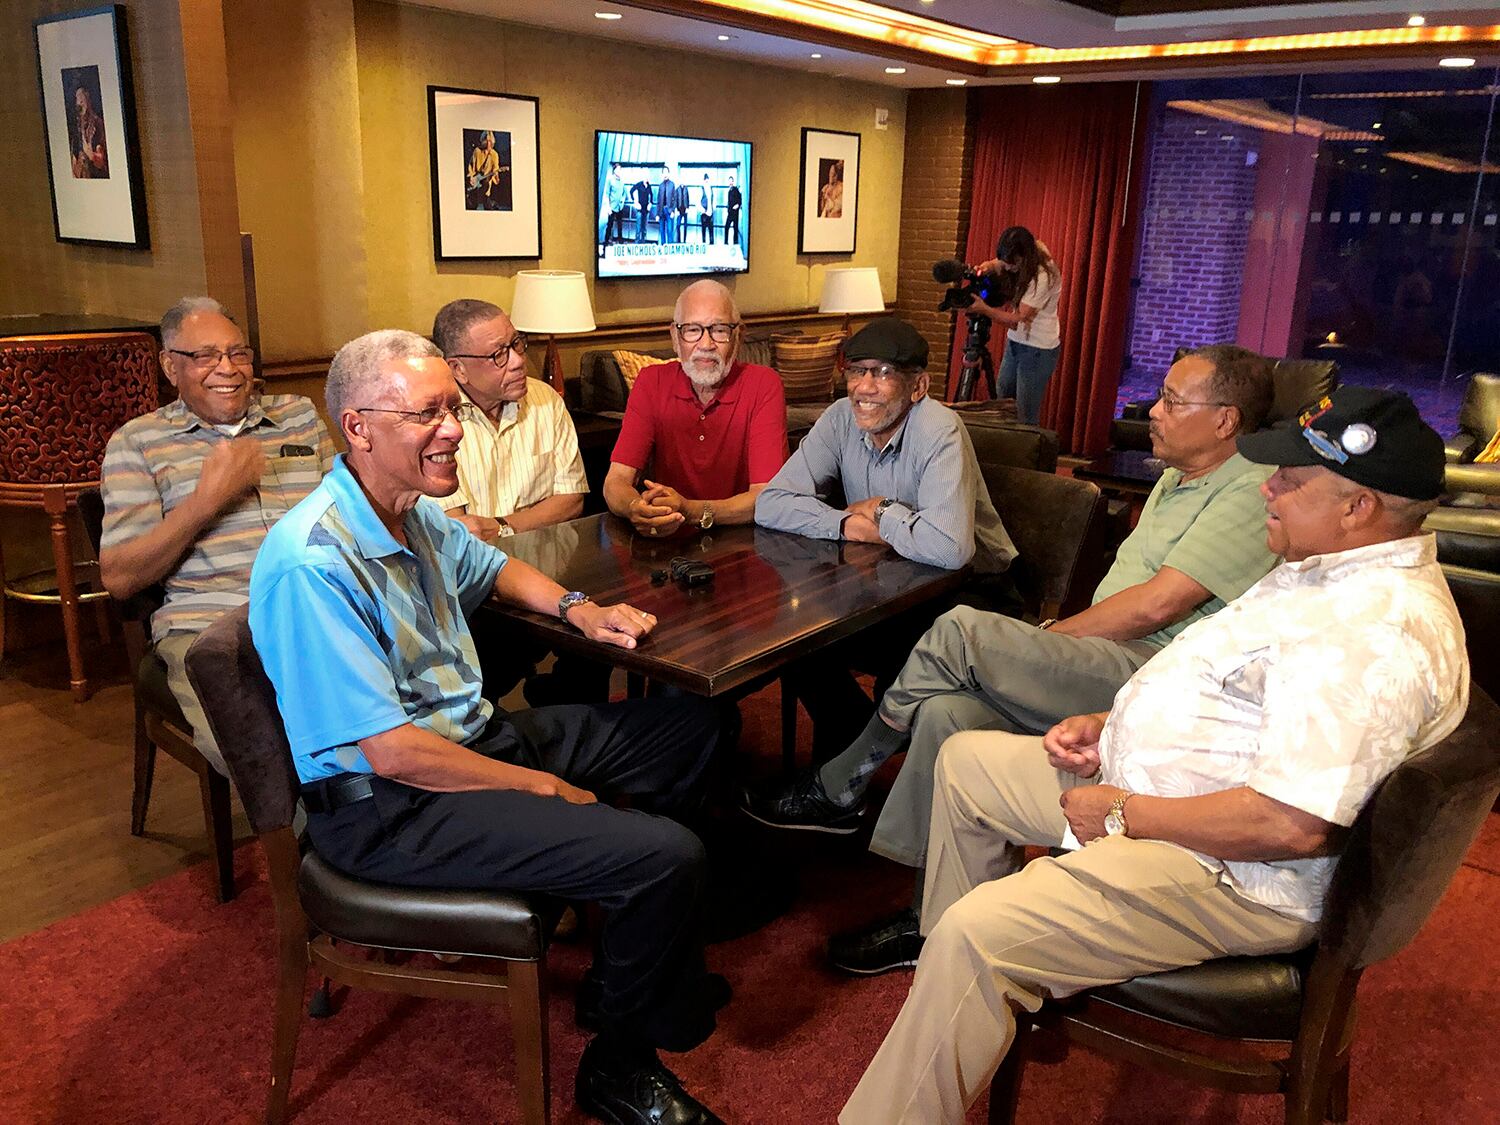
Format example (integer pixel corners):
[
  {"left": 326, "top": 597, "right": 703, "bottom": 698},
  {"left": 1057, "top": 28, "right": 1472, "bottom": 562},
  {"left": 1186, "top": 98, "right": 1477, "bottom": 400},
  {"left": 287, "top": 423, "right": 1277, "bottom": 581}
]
[
  {"left": 1212, "top": 645, "right": 1274, "bottom": 711},
  {"left": 265, "top": 454, "right": 324, "bottom": 512}
]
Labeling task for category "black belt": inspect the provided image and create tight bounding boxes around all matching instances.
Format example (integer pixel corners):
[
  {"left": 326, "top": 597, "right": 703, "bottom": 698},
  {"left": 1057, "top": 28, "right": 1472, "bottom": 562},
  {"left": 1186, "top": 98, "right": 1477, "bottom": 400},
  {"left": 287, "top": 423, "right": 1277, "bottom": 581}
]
[{"left": 300, "top": 773, "right": 376, "bottom": 815}]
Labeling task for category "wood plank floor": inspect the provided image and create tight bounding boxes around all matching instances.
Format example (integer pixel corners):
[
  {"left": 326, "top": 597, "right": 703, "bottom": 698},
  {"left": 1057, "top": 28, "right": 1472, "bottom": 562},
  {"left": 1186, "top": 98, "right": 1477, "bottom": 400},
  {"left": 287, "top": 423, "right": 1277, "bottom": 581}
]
[{"left": 0, "top": 639, "right": 253, "bottom": 942}]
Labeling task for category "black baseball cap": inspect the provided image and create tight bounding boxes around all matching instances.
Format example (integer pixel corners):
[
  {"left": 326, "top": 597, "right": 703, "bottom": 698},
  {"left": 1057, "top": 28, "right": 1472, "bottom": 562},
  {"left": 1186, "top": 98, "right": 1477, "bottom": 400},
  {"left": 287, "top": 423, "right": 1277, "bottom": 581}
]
[
  {"left": 843, "top": 317, "right": 929, "bottom": 369},
  {"left": 1236, "top": 386, "right": 1445, "bottom": 500}
]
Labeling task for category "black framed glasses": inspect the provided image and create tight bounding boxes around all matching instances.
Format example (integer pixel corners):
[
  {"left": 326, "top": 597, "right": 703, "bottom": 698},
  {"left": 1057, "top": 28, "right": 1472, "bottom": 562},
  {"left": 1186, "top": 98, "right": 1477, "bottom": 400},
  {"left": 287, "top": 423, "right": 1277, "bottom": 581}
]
[
  {"left": 168, "top": 346, "right": 255, "bottom": 369},
  {"left": 1156, "top": 383, "right": 1229, "bottom": 414},
  {"left": 355, "top": 402, "right": 479, "bottom": 428},
  {"left": 449, "top": 335, "right": 528, "bottom": 364},
  {"left": 673, "top": 322, "right": 739, "bottom": 343}
]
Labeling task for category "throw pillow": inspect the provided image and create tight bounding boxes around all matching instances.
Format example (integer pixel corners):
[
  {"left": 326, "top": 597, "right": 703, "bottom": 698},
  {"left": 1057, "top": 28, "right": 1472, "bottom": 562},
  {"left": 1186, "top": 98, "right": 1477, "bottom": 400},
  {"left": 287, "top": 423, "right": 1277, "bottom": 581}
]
[
  {"left": 612, "top": 350, "right": 664, "bottom": 392},
  {"left": 772, "top": 332, "right": 843, "bottom": 404},
  {"left": 1476, "top": 426, "right": 1500, "bottom": 464}
]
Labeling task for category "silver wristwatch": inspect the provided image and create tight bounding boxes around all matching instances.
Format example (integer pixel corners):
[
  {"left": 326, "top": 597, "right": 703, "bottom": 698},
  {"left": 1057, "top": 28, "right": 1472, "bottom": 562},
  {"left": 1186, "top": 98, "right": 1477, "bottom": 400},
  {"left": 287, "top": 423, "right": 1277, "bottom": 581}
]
[
  {"left": 1104, "top": 792, "right": 1132, "bottom": 837},
  {"left": 557, "top": 591, "right": 592, "bottom": 622},
  {"left": 874, "top": 497, "right": 897, "bottom": 523}
]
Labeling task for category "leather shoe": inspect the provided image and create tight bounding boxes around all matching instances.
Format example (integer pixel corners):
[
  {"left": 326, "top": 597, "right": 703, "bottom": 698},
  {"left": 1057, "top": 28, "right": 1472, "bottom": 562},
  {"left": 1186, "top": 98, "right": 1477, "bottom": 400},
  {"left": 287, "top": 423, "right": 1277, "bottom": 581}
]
[
  {"left": 576, "top": 1039, "right": 725, "bottom": 1124},
  {"left": 827, "top": 907, "right": 924, "bottom": 975}
]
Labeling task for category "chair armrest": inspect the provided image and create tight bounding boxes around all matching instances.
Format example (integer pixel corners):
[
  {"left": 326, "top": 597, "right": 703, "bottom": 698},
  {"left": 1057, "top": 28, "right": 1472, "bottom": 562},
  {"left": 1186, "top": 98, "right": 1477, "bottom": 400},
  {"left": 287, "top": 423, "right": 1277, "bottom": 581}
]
[
  {"left": 1445, "top": 433, "right": 1477, "bottom": 464},
  {"left": 1445, "top": 463, "right": 1500, "bottom": 499}
]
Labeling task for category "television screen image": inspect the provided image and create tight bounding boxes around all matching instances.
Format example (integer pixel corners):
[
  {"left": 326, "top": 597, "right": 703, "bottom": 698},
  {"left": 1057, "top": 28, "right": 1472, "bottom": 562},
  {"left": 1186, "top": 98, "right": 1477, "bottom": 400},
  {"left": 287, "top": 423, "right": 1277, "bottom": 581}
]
[{"left": 596, "top": 129, "right": 750, "bottom": 279}]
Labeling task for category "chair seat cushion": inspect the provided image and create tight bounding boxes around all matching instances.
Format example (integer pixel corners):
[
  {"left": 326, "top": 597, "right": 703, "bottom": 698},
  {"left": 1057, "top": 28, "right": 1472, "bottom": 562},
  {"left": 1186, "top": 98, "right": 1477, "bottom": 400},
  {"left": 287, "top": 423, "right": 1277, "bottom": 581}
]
[
  {"left": 298, "top": 850, "right": 557, "bottom": 961},
  {"left": 137, "top": 649, "right": 188, "bottom": 725},
  {"left": 1087, "top": 950, "right": 1311, "bottom": 1041}
]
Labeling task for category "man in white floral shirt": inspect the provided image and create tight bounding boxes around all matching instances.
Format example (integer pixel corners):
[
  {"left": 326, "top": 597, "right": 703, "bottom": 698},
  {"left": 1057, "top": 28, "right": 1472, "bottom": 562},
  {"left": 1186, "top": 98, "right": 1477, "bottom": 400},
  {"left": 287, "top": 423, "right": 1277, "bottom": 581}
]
[{"left": 843, "top": 387, "right": 1469, "bottom": 1125}]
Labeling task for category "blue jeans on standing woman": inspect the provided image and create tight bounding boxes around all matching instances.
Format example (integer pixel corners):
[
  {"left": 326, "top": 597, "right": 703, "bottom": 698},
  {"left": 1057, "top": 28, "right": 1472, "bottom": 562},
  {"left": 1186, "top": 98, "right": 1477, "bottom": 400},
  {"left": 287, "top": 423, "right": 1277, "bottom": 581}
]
[{"left": 998, "top": 339, "right": 1060, "bottom": 425}]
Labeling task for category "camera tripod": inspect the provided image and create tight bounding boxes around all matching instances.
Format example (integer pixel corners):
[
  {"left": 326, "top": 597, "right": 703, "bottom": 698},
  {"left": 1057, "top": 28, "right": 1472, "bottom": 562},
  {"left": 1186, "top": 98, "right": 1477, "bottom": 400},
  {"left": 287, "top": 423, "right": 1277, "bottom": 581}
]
[{"left": 952, "top": 310, "right": 997, "bottom": 403}]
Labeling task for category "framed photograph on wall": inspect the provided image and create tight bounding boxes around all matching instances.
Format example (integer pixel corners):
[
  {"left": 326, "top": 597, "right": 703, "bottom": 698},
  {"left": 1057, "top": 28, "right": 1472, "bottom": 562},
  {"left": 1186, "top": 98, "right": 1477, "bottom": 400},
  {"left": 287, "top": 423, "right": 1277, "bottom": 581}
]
[
  {"left": 797, "top": 127, "right": 860, "bottom": 255},
  {"left": 428, "top": 85, "right": 541, "bottom": 260},
  {"left": 33, "top": 5, "right": 149, "bottom": 249}
]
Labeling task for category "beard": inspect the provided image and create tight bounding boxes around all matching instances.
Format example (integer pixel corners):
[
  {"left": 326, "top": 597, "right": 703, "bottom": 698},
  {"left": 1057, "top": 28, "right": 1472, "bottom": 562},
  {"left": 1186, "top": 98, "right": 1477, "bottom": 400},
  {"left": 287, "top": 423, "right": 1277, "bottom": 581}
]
[{"left": 685, "top": 352, "right": 728, "bottom": 392}]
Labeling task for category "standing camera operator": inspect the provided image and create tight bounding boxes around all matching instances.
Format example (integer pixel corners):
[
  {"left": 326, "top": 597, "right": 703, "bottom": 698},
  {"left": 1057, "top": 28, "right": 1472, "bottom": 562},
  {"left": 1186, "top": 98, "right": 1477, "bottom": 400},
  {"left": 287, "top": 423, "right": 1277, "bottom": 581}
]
[{"left": 970, "top": 226, "right": 1061, "bottom": 425}]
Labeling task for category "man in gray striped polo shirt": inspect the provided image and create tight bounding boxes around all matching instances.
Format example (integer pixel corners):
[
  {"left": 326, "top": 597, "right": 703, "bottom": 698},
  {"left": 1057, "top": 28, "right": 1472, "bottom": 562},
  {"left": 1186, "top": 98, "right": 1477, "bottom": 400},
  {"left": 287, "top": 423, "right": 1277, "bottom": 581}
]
[{"left": 99, "top": 297, "right": 335, "bottom": 774}]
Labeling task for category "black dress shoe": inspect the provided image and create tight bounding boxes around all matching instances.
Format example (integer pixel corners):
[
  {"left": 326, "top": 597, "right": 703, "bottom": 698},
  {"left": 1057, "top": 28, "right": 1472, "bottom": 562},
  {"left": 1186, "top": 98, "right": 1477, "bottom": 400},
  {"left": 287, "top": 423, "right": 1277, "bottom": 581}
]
[
  {"left": 741, "top": 770, "right": 863, "bottom": 834},
  {"left": 577, "top": 971, "right": 732, "bottom": 1033},
  {"left": 576, "top": 1039, "right": 725, "bottom": 1125},
  {"left": 827, "top": 907, "right": 924, "bottom": 975}
]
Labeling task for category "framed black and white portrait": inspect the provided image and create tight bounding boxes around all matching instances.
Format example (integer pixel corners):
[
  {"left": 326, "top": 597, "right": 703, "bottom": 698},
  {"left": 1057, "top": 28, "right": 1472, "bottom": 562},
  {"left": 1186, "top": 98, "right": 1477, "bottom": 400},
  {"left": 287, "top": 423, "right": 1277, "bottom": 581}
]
[
  {"left": 427, "top": 86, "right": 542, "bottom": 260},
  {"left": 798, "top": 127, "right": 860, "bottom": 255},
  {"left": 34, "top": 5, "right": 149, "bottom": 248}
]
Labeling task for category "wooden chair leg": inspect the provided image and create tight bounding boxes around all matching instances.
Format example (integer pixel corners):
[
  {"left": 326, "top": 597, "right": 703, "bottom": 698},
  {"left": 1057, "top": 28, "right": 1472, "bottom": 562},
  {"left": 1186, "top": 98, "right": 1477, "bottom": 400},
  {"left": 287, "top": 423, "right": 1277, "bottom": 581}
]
[
  {"left": 780, "top": 679, "right": 799, "bottom": 776},
  {"left": 199, "top": 765, "right": 237, "bottom": 902},
  {"left": 130, "top": 705, "right": 157, "bottom": 836},
  {"left": 44, "top": 488, "right": 90, "bottom": 702},
  {"left": 986, "top": 1012, "right": 1032, "bottom": 1124},
  {"left": 1325, "top": 1056, "right": 1350, "bottom": 1123},
  {"left": 267, "top": 946, "right": 307, "bottom": 1125},
  {"left": 507, "top": 959, "right": 550, "bottom": 1125}
]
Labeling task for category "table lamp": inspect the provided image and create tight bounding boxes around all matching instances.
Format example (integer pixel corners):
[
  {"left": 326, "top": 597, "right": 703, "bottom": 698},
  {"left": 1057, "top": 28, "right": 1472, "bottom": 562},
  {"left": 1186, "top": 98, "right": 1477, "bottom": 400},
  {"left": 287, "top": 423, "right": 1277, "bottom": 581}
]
[
  {"left": 818, "top": 267, "right": 886, "bottom": 337},
  {"left": 509, "top": 270, "right": 596, "bottom": 395}
]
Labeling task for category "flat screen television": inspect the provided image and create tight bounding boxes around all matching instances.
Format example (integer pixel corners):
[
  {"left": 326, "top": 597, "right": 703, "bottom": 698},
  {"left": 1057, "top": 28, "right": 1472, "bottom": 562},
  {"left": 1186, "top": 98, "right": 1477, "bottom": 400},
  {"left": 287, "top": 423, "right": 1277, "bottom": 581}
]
[{"left": 595, "top": 129, "right": 751, "bottom": 279}]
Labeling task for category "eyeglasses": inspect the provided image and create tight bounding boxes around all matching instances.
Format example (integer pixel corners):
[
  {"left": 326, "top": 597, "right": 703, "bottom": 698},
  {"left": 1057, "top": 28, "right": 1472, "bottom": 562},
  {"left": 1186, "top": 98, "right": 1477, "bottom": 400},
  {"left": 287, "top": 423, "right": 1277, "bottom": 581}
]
[
  {"left": 1156, "top": 383, "right": 1230, "bottom": 414},
  {"left": 169, "top": 346, "right": 255, "bottom": 369},
  {"left": 845, "top": 362, "right": 912, "bottom": 387},
  {"left": 355, "top": 402, "right": 479, "bottom": 428},
  {"left": 673, "top": 322, "right": 739, "bottom": 343},
  {"left": 448, "top": 335, "right": 528, "bottom": 364}
]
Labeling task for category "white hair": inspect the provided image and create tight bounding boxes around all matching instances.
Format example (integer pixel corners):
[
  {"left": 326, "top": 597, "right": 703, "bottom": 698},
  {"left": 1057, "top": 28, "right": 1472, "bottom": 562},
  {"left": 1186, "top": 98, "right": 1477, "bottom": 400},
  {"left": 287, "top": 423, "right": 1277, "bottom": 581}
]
[
  {"left": 160, "top": 297, "right": 235, "bottom": 349},
  {"left": 673, "top": 279, "right": 739, "bottom": 324},
  {"left": 325, "top": 329, "right": 441, "bottom": 422}
]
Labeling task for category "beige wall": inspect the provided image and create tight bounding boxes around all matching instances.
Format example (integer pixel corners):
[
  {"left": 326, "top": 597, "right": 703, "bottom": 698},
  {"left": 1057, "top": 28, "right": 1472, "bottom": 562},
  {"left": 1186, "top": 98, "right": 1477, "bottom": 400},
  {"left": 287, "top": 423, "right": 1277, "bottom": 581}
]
[
  {"left": 0, "top": 0, "right": 211, "bottom": 321},
  {"left": 224, "top": 0, "right": 906, "bottom": 361}
]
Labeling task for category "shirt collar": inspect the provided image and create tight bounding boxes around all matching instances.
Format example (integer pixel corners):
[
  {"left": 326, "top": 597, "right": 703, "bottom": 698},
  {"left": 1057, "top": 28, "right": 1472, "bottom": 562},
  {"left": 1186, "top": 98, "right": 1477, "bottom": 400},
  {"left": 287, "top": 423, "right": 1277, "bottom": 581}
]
[
  {"left": 859, "top": 397, "right": 922, "bottom": 457},
  {"left": 668, "top": 360, "right": 744, "bottom": 408},
  {"left": 458, "top": 384, "right": 520, "bottom": 430},
  {"left": 323, "top": 454, "right": 413, "bottom": 561},
  {"left": 163, "top": 395, "right": 273, "bottom": 435},
  {"left": 1275, "top": 532, "right": 1437, "bottom": 584},
  {"left": 1162, "top": 450, "right": 1251, "bottom": 491}
]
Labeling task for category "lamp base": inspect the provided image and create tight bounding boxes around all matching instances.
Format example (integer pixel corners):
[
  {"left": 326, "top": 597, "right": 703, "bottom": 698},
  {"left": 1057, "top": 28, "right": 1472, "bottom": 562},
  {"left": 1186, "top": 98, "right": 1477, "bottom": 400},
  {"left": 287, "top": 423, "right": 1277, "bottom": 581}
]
[{"left": 543, "top": 334, "right": 564, "bottom": 396}]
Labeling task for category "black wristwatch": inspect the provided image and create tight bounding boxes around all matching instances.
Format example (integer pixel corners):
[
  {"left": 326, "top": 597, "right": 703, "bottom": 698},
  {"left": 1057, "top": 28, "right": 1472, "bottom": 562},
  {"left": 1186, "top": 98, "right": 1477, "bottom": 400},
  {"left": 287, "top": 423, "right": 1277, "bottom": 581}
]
[{"left": 557, "top": 591, "right": 592, "bottom": 622}]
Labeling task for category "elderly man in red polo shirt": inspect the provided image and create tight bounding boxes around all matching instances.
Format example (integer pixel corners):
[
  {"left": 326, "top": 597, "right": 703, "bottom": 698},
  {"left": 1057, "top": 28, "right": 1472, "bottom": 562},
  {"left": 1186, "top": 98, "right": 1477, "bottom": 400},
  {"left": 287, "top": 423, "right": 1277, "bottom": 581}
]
[{"left": 604, "top": 280, "right": 788, "bottom": 536}]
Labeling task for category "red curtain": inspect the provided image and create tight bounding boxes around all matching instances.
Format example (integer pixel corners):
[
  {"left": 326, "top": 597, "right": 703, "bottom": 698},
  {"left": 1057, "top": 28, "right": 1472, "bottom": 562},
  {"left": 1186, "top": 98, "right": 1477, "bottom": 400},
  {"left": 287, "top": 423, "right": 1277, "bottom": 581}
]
[{"left": 949, "top": 82, "right": 1151, "bottom": 456}]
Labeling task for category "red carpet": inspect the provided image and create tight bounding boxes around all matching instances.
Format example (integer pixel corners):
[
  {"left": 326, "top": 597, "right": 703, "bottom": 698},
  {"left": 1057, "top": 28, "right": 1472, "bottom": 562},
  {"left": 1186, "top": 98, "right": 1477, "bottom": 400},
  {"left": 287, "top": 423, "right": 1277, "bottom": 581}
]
[{"left": 2, "top": 687, "right": 1497, "bottom": 1124}]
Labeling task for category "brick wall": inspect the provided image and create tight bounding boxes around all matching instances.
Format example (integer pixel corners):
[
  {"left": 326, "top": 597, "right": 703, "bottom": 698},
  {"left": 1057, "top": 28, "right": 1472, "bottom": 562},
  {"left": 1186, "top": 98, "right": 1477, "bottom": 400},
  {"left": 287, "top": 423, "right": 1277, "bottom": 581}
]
[
  {"left": 1129, "top": 109, "right": 1259, "bottom": 382},
  {"left": 894, "top": 89, "right": 973, "bottom": 398}
]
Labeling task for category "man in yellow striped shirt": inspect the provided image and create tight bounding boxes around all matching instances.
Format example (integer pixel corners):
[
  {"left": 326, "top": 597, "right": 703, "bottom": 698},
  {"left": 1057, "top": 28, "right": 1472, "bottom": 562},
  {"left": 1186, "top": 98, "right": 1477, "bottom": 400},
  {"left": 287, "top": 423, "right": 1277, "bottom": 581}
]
[{"left": 99, "top": 297, "right": 335, "bottom": 773}]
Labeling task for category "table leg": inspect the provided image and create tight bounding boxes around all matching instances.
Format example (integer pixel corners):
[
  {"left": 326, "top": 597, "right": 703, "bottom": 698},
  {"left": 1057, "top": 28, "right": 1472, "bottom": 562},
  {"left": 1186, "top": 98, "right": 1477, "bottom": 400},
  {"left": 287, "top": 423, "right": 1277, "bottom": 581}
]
[{"left": 45, "top": 488, "right": 89, "bottom": 702}]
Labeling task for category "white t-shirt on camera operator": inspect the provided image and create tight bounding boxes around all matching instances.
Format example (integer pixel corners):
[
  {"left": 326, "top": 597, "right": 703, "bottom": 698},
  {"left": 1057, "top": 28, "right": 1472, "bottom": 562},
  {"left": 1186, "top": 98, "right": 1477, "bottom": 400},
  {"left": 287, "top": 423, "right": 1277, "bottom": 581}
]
[{"left": 1007, "top": 246, "right": 1061, "bottom": 351}]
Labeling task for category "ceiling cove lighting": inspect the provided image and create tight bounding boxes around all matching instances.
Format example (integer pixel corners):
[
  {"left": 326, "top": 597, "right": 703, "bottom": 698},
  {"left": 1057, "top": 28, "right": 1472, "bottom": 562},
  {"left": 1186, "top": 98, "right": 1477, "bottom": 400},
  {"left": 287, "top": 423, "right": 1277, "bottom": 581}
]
[
  {"left": 594, "top": 11, "right": 623, "bottom": 19},
  {"left": 946, "top": 78, "right": 967, "bottom": 85},
  {"left": 1408, "top": 14, "right": 1426, "bottom": 26},
  {"left": 1167, "top": 98, "right": 1380, "bottom": 141},
  {"left": 669, "top": 2, "right": 1500, "bottom": 70},
  {"left": 1387, "top": 150, "right": 1500, "bottom": 173}
]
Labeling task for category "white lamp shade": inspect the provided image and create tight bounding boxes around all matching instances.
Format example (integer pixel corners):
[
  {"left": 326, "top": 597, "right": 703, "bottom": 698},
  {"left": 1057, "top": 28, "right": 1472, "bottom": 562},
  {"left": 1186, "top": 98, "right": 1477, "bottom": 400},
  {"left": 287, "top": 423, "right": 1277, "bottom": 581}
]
[
  {"left": 509, "top": 270, "right": 596, "bottom": 334},
  {"left": 819, "top": 267, "right": 885, "bottom": 315}
]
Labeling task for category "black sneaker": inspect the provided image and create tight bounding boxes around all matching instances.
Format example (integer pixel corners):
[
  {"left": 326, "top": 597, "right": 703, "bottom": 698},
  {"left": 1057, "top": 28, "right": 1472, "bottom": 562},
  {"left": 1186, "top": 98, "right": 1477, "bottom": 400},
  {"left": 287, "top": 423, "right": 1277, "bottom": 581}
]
[
  {"left": 576, "top": 1039, "right": 725, "bottom": 1125},
  {"left": 827, "top": 907, "right": 925, "bottom": 975},
  {"left": 741, "top": 770, "right": 863, "bottom": 834}
]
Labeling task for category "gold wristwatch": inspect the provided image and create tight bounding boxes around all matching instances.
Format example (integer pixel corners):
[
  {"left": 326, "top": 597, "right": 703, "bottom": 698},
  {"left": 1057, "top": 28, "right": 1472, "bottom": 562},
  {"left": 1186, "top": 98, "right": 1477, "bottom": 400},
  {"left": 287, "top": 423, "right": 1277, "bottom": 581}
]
[
  {"left": 698, "top": 503, "right": 715, "bottom": 530},
  {"left": 1104, "top": 792, "right": 1132, "bottom": 837}
]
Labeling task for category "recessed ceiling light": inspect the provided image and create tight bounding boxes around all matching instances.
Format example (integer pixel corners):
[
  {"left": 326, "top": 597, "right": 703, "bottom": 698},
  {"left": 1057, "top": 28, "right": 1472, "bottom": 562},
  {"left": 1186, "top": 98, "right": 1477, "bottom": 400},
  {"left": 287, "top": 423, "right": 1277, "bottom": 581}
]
[
  {"left": 885, "top": 66, "right": 907, "bottom": 74},
  {"left": 1439, "top": 56, "right": 1475, "bottom": 68},
  {"left": 946, "top": 78, "right": 967, "bottom": 86},
  {"left": 1354, "top": 147, "right": 1369, "bottom": 153},
  {"left": 1407, "top": 14, "right": 1425, "bottom": 26},
  {"left": 810, "top": 52, "right": 822, "bottom": 59},
  {"left": 717, "top": 34, "right": 732, "bottom": 41},
  {"left": 1373, "top": 122, "right": 1382, "bottom": 129},
  {"left": 593, "top": 11, "right": 622, "bottom": 19},
  {"left": 1032, "top": 75, "right": 1061, "bottom": 84}
]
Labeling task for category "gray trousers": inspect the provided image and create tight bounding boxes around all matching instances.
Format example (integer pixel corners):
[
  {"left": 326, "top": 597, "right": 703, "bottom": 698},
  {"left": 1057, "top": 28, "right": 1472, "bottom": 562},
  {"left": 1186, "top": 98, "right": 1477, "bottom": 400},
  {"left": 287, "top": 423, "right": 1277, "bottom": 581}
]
[
  {"left": 156, "top": 630, "right": 226, "bottom": 776},
  {"left": 868, "top": 608, "right": 1156, "bottom": 867}
]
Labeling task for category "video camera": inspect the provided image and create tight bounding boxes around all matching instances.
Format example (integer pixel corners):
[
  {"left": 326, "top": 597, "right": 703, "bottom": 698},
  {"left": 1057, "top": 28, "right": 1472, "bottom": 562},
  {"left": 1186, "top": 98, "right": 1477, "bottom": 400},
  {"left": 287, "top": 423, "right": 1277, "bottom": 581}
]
[{"left": 932, "top": 258, "right": 1018, "bottom": 313}]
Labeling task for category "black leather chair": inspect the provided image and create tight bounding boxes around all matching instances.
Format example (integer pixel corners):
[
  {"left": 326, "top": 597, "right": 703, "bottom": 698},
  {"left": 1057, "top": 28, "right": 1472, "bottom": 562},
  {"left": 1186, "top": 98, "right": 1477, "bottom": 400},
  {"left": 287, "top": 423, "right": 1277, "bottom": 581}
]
[
  {"left": 186, "top": 607, "right": 556, "bottom": 1125},
  {"left": 1444, "top": 372, "right": 1500, "bottom": 463},
  {"left": 77, "top": 488, "right": 236, "bottom": 901},
  {"left": 989, "top": 686, "right": 1500, "bottom": 1125},
  {"left": 1111, "top": 347, "right": 1339, "bottom": 452}
]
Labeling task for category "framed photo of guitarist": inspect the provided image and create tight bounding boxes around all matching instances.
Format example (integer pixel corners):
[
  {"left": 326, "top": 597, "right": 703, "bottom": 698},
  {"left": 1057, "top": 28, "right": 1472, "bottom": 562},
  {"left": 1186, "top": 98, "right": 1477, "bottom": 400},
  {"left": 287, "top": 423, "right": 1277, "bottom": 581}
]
[{"left": 427, "top": 86, "right": 541, "bottom": 260}]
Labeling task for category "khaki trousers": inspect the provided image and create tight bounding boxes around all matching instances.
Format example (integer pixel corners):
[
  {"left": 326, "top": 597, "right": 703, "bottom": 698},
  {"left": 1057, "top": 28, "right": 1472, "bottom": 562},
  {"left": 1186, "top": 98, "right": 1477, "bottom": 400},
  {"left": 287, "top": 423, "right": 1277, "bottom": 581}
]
[
  {"left": 155, "top": 631, "right": 226, "bottom": 776},
  {"left": 841, "top": 731, "right": 1315, "bottom": 1125}
]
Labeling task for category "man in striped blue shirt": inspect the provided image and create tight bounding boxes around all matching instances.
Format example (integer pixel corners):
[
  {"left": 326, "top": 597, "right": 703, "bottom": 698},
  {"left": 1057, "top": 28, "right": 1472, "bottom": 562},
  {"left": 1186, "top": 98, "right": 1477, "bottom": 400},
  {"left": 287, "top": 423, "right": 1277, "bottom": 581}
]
[
  {"left": 100, "top": 296, "right": 334, "bottom": 775},
  {"left": 250, "top": 329, "right": 728, "bottom": 1125}
]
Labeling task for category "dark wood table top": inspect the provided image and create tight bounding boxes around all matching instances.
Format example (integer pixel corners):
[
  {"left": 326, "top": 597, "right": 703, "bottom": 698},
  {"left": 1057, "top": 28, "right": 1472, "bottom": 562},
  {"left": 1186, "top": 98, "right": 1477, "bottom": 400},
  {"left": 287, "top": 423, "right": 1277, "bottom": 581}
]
[
  {"left": 484, "top": 514, "right": 966, "bottom": 696},
  {"left": 1075, "top": 449, "right": 1166, "bottom": 495}
]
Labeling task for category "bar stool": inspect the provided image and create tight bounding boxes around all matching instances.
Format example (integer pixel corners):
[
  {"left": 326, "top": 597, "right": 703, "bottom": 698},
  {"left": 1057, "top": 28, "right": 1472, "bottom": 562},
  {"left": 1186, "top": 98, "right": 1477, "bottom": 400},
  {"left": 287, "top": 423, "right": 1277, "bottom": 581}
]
[{"left": 0, "top": 330, "right": 159, "bottom": 700}]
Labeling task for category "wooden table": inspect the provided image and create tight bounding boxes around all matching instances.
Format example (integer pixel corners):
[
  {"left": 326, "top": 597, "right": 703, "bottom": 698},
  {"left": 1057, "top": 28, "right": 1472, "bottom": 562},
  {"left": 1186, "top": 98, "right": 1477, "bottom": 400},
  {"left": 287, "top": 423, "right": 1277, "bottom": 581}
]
[{"left": 485, "top": 514, "right": 966, "bottom": 700}]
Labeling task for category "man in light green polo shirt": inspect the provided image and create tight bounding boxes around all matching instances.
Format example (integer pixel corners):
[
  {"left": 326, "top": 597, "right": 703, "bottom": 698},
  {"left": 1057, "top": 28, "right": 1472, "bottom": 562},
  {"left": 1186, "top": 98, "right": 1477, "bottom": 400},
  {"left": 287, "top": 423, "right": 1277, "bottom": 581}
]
[{"left": 744, "top": 345, "right": 1279, "bottom": 974}]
